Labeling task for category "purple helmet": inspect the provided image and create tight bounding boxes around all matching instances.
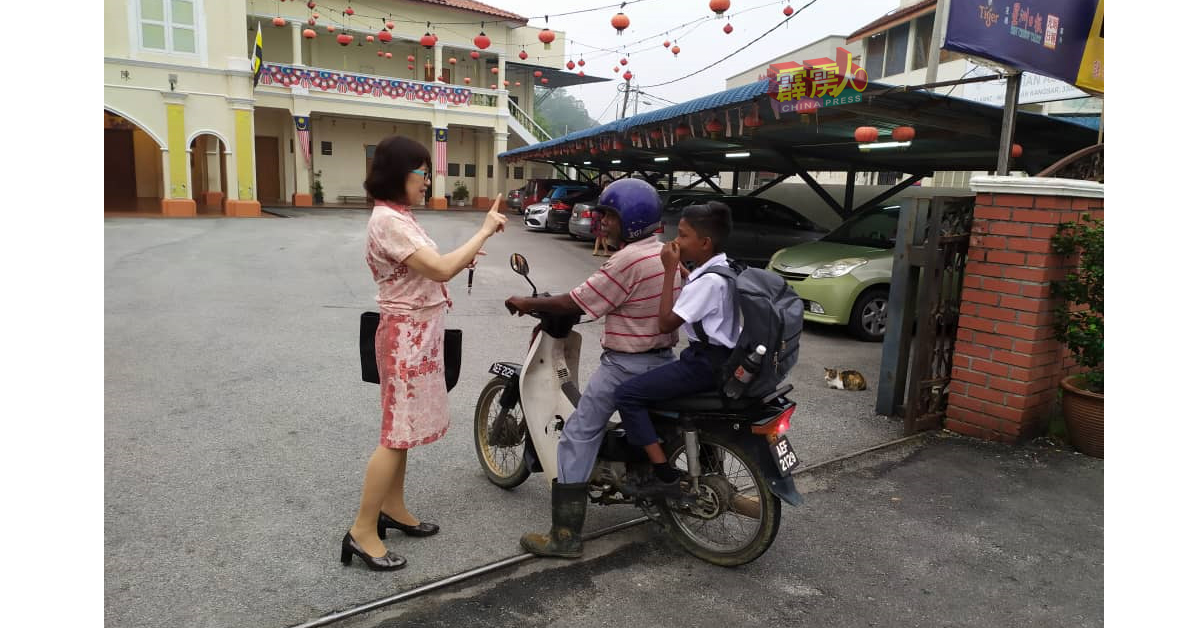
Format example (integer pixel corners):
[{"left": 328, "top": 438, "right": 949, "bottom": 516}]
[{"left": 596, "top": 179, "right": 662, "bottom": 242}]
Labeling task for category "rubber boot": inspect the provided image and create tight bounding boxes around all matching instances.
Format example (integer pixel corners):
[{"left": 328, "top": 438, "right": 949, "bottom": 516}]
[{"left": 519, "top": 480, "right": 588, "bottom": 558}]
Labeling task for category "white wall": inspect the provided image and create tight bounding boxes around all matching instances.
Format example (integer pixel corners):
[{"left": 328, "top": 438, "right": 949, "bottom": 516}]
[{"left": 308, "top": 116, "right": 430, "bottom": 200}]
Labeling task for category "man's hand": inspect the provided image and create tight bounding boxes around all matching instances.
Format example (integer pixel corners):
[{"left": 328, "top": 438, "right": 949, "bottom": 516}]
[
  {"left": 660, "top": 240, "right": 681, "bottom": 270},
  {"left": 504, "top": 296, "right": 528, "bottom": 316}
]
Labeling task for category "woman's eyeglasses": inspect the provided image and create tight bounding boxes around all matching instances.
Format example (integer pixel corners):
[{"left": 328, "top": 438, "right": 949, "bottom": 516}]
[{"left": 410, "top": 169, "right": 430, "bottom": 180}]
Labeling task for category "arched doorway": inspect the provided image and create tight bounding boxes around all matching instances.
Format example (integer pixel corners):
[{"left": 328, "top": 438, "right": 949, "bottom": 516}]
[
  {"left": 104, "top": 109, "right": 163, "bottom": 214},
  {"left": 189, "top": 133, "right": 229, "bottom": 216}
]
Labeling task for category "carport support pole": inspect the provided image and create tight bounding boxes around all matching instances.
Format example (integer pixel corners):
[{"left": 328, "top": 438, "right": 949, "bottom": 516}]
[
  {"left": 732, "top": 170, "right": 740, "bottom": 195},
  {"left": 995, "top": 72, "right": 1022, "bottom": 176},
  {"left": 844, "top": 170, "right": 857, "bottom": 213}
]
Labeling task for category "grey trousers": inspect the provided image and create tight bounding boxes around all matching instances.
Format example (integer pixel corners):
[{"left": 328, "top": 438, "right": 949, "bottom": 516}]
[{"left": 556, "top": 348, "right": 675, "bottom": 483}]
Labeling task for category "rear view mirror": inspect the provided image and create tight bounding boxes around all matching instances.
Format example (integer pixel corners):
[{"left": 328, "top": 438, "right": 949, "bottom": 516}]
[{"left": 510, "top": 253, "right": 530, "bottom": 276}]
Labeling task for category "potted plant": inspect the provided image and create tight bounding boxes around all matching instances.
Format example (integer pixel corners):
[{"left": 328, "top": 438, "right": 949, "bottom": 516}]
[
  {"left": 1051, "top": 214, "right": 1103, "bottom": 457},
  {"left": 312, "top": 170, "right": 325, "bottom": 205},
  {"left": 451, "top": 180, "right": 470, "bottom": 206}
]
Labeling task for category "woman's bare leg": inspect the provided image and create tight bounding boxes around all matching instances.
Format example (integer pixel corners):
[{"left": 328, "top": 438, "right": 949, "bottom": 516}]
[{"left": 349, "top": 445, "right": 405, "bottom": 557}]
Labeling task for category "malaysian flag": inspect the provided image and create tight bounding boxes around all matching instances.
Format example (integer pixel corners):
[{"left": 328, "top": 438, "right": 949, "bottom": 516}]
[
  {"left": 434, "top": 128, "right": 448, "bottom": 175},
  {"left": 293, "top": 116, "right": 311, "bottom": 167}
]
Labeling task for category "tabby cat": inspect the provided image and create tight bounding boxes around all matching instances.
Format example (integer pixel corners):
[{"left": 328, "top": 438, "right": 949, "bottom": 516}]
[{"left": 824, "top": 368, "right": 868, "bottom": 391}]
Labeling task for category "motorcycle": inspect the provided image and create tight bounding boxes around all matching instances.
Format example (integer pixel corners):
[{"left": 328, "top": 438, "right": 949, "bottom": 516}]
[{"left": 473, "top": 253, "right": 803, "bottom": 566}]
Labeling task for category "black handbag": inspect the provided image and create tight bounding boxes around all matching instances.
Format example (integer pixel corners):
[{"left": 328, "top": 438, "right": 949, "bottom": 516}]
[{"left": 359, "top": 311, "right": 462, "bottom": 392}]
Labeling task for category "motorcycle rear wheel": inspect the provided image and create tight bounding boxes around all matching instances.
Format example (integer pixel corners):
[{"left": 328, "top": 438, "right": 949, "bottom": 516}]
[
  {"left": 662, "top": 432, "right": 781, "bottom": 567},
  {"left": 473, "top": 377, "right": 531, "bottom": 489}
]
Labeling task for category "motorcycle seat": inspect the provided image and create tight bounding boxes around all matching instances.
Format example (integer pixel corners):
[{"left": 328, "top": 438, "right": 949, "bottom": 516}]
[{"left": 649, "top": 391, "right": 761, "bottom": 413}]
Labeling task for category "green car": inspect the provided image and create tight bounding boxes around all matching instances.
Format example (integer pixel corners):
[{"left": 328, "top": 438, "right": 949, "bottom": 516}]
[{"left": 769, "top": 204, "right": 902, "bottom": 342}]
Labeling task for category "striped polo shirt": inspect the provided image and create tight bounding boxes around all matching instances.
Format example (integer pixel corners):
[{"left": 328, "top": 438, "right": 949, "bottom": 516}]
[{"left": 569, "top": 236, "right": 682, "bottom": 353}]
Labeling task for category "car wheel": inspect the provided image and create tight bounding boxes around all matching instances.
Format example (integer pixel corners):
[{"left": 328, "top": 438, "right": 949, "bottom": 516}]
[{"left": 848, "top": 286, "right": 889, "bottom": 342}]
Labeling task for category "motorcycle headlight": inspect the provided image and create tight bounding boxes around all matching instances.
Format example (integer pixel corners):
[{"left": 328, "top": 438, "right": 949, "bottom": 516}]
[{"left": 810, "top": 258, "right": 868, "bottom": 279}]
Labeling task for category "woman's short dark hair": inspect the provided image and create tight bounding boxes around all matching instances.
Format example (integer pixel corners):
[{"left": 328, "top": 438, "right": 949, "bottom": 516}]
[
  {"left": 363, "top": 135, "right": 431, "bottom": 203},
  {"left": 681, "top": 201, "right": 733, "bottom": 253}
]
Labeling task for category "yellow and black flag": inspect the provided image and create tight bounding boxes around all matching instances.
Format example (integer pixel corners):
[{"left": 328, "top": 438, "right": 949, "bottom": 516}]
[{"left": 252, "top": 21, "right": 264, "bottom": 87}]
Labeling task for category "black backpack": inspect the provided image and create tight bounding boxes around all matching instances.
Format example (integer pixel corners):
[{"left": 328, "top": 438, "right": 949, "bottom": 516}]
[{"left": 692, "top": 262, "right": 805, "bottom": 400}]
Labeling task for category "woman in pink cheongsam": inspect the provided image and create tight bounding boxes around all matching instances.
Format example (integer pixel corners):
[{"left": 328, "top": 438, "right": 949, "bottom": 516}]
[{"left": 341, "top": 135, "right": 507, "bottom": 571}]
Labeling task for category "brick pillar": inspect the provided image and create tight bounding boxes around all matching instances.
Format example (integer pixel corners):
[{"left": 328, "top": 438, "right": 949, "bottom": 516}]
[{"left": 945, "top": 176, "right": 1104, "bottom": 443}]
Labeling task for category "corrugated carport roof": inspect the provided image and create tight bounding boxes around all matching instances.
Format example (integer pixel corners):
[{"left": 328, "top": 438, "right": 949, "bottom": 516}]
[{"left": 500, "top": 78, "right": 1098, "bottom": 176}]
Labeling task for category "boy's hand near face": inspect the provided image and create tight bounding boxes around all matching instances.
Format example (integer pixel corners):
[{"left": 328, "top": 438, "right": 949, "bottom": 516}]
[{"left": 660, "top": 240, "right": 681, "bottom": 271}]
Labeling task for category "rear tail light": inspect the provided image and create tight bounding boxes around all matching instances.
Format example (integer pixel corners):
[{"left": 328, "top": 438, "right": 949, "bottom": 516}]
[
  {"left": 551, "top": 201, "right": 569, "bottom": 210},
  {"left": 654, "top": 224, "right": 664, "bottom": 234},
  {"left": 752, "top": 405, "right": 794, "bottom": 436},
  {"left": 581, "top": 210, "right": 592, "bottom": 218}
]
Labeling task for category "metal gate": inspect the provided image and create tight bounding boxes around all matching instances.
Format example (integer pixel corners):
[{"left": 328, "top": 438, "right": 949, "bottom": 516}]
[{"left": 876, "top": 196, "right": 975, "bottom": 434}]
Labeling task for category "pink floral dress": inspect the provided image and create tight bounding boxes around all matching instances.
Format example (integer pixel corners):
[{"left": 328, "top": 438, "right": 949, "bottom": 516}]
[{"left": 365, "top": 202, "right": 452, "bottom": 449}]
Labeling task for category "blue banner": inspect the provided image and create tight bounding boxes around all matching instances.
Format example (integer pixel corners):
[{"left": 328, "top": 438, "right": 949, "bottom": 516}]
[{"left": 943, "top": 0, "right": 1099, "bottom": 88}]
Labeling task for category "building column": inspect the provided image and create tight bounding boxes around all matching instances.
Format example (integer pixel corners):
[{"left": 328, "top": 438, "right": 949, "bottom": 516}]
[
  {"left": 497, "top": 54, "right": 506, "bottom": 90},
  {"left": 291, "top": 22, "right": 303, "bottom": 66},
  {"left": 493, "top": 130, "right": 508, "bottom": 202},
  {"left": 433, "top": 43, "right": 443, "bottom": 82},
  {"left": 161, "top": 92, "right": 195, "bottom": 216},
  {"left": 473, "top": 129, "right": 489, "bottom": 208},
  {"left": 944, "top": 176, "right": 1104, "bottom": 443},
  {"left": 226, "top": 97, "right": 261, "bottom": 217}
]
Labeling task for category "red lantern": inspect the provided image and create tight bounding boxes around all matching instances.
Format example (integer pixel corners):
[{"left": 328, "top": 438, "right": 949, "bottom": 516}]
[
  {"left": 272, "top": 17, "right": 286, "bottom": 27},
  {"left": 464, "top": 77, "right": 471, "bottom": 84},
  {"left": 723, "top": 23, "right": 733, "bottom": 34},
  {"left": 326, "top": 25, "right": 336, "bottom": 33},
  {"left": 337, "top": 33, "right": 353, "bottom": 46},
  {"left": 420, "top": 32, "right": 436, "bottom": 48},
  {"left": 622, "top": 70, "right": 633, "bottom": 81},
  {"left": 378, "top": 30, "right": 392, "bottom": 43},
  {"left": 407, "top": 55, "right": 415, "bottom": 62},
  {"left": 475, "top": 32, "right": 491, "bottom": 50},
  {"left": 744, "top": 112, "right": 762, "bottom": 130},
  {"left": 590, "top": 147, "right": 599, "bottom": 155},
  {"left": 891, "top": 126, "right": 915, "bottom": 142},
  {"left": 674, "top": 123, "right": 691, "bottom": 139},
  {"left": 613, "top": 66, "right": 620, "bottom": 73},
  {"left": 519, "top": 50, "right": 528, "bottom": 60},
  {"left": 650, "top": 129, "right": 663, "bottom": 140},
  {"left": 783, "top": 4, "right": 794, "bottom": 16},
  {"left": 620, "top": 57, "right": 628, "bottom": 66},
  {"left": 578, "top": 71, "right": 585, "bottom": 77},
  {"left": 541, "top": 77, "right": 549, "bottom": 84},
  {"left": 491, "top": 67, "right": 499, "bottom": 74},
  {"left": 854, "top": 126, "right": 880, "bottom": 142},
  {"left": 366, "top": 35, "right": 374, "bottom": 43},
  {"left": 470, "top": 51, "right": 480, "bottom": 59},
  {"left": 515, "top": 81, "right": 521, "bottom": 86},
  {"left": 503, "top": 80, "right": 510, "bottom": 86},
  {"left": 566, "top": 60, "right": 575, "bottom": 70},
  {"left": 448, "top": 57, "right": 457, "bottom": 65},
  {"left": 385, "top": 52, "right": 392, "bottom": 59},
  {"left": 705, "top": 118, "right": 724, "bottom": 136},
  {"left": 710, "top": 0, "right": 731, "bottom": 15},
  {"left": 302, "top": 28, "right": 316, "bottom": 39},
  {"left": 407, "top": 64, "right": 414, "bottom": 70},
  {"left": 312, "top": 13, "right": 320, "bottom": 20},
  {"left": 307, "top": 1, "right": 316, "bottom": 8},
  {"left": 344, "top": 7, "right": 354, "bottom": 16},
  {"left": 377, "top": 51, "right": 384, "bottom": 57},
  {"left": 307, "top": 17, "right": 316, "bottom": 26},
  {"left": 533, "top": 70, "right": 543, "bottom": 78},
  {"left": 611, "top": 12, "right": 630, "bottom": 34},
  {"left": 386, "top": 21, "right": 394, "bottom": 30},
  {"left": 671, "top": 45, "right": 681, "bottom": 56},
  {"left": 538, "top": 28, "right": 555, "bottom": 49},
  {"left": 663, "top": 40, "right": 671, "bottom": 48},
  {"left": 1011, "top": 143, "right": 1023, "bottom": 159},
  {"left": 577, "top": 59, "right": 585, "bottom": 67},
  {"left": 491, "top": 84, "right": 497, "bottom": 89}
]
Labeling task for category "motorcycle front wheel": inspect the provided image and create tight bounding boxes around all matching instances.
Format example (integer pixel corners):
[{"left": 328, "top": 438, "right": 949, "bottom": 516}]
[
  {"left": 662, "top": 432, "right": 782, "bottom": 567},
  {"left": 473, "top": 377, "right": 531, "bottom": 489}
]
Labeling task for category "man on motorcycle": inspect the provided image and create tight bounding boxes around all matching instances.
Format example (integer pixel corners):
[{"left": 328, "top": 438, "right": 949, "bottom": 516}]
[{"left": 504, "top": 178, "right": 681, "bottom": 559}]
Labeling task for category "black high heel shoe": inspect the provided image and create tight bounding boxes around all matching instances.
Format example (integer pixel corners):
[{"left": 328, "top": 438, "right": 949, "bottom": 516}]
[
  {"left": 378, "top": 512, "right": 440, "bottom": 539},
  {"left": 340, "top": 532, "right": 407, "bottom": 571}
]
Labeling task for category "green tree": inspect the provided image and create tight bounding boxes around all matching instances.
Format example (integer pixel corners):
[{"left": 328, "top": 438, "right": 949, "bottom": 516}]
[{"left": 533, "top": 88, "right": 598, "bottom": 138}]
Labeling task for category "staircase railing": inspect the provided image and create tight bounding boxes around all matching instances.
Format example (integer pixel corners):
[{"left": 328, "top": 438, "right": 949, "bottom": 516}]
[{"left": 508, "top": 98, "right": 553, "bottom": 142}]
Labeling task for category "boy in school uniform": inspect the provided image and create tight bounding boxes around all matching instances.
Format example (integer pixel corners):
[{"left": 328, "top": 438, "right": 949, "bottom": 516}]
[{"left": 613, "top": 201, "right": 738, "bottom": 492}]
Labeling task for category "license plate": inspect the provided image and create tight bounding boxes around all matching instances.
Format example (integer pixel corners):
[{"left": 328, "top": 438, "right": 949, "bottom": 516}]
[
  {"left": 772, "top": 435, "right": 800, "bottom": 476},
  {"left": 489, "top": 363, "right": 517, "bottom": 379}
]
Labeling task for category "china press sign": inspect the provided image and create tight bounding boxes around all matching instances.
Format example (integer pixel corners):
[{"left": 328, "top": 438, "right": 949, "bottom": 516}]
[
  {"left": 944, "top": 0, "right": 1103, "bottom": 94},
  {"left": 767, "top": 47, "right": 869, "bottom": 115}
]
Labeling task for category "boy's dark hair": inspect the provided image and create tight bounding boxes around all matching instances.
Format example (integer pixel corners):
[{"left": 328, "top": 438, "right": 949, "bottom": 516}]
[
  {"left": 681, "top": 201, "right": 733, "bottom": 253},
  {"left": 363, "top": 135, "right": 432, "bottom": 204}
]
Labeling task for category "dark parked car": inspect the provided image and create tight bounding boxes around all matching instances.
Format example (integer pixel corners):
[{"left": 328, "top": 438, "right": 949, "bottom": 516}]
[
  {"left": 524, "top": 184, "right": 595, "bottom": 231},
  {"left": 519, "top": 178, "right": 577, "bottom": 214},
  {"left": 506, "top": 188, "right": 524, "bottom": 212},
  {"left": 545, "top": 188, "right": 599, "bottom": 234},
  {"left": 660, "top": 195, "right": 828, "bottom": 267}
]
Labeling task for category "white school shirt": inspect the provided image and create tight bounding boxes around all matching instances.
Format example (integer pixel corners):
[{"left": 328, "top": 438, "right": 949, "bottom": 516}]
[{"left": 672, "top": 253, "right": 740, "bottom": 349}]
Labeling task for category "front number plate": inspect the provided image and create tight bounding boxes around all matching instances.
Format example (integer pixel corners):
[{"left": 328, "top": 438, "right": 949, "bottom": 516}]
[
  {"left": 489, "top": 363, "right": 517, "bottom": 379},
  {"left": 772, "top": 435, "right": 800, "bottom": 476}
]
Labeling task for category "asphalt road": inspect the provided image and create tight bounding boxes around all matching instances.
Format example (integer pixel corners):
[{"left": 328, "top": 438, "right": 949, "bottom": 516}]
[{"left": 104, "top": 209, "right": 907, "bottom": 628}]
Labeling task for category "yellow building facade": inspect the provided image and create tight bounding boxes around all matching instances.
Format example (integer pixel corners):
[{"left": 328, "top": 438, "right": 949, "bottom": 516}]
[{"left": 104, "top": 0, "right": 570, "bottom": 216}]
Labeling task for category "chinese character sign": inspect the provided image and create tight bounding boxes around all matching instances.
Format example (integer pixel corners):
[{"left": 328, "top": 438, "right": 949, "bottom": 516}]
[
  {"left": 943, "top": 0, "right": 1102, "bottom": 94},
  {"left": 767, "top": 47, "right": 869, "bottom": 115}
]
